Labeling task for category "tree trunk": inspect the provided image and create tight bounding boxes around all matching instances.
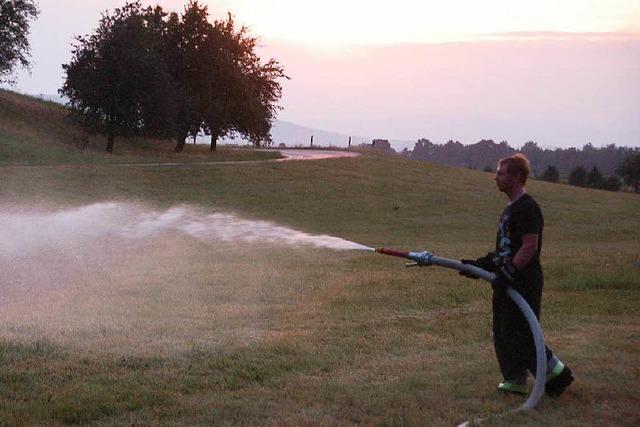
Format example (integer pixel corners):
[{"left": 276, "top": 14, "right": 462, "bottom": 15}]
[
  {"left": 210, "top": 132, "right": 219, "bottom": 151},
  {"left": 106, "top": 132, "right": 114, "bottom": 153},
  {"left": 174, "top": 131, "right": 187, "bottom": 153}
]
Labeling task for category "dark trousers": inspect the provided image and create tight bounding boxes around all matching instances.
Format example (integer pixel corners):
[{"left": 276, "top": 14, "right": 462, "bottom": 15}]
[{"left": 492, "top": 268, "right": 554, "bottom": 381}]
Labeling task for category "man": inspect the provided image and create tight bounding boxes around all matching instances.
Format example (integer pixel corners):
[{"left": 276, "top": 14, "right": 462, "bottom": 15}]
[{"left": 461, "top": 153, "right": 574, "bottom": 396}]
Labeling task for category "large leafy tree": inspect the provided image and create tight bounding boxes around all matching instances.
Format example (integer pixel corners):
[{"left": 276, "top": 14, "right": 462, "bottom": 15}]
[
  {"left": 223, "top": 18, "right": 287, "bottom": 150},
  {"left": 0, "top": 0, "right": 39, "bottom": 83},
  {"left": 164, "top": 2, "right": 213, "bottom": 152},
  {"left": 61, "top": 2, "right": 174, "bottom": 152},
  {"left": 61, "top": 0, "right": 287, "bottom": 153},
  {"left": 169, "top": 2, "right": 287, "bottom": 152}
]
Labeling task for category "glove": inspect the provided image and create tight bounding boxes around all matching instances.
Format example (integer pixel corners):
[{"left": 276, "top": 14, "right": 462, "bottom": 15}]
[
  {"left": 491, "top": 261, "right": 518, "bottom": 291},
  {"left": 459, "top": 253, "right": 497, "bottom": 279},
  {"left": 459, "top": 259, "right": 482, "bottom": 279},
  {"left": 475, "top": 252, "right": 497, "bottom": 272}
]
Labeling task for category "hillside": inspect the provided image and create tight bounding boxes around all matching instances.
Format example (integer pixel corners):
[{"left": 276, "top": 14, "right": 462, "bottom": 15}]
[
  {"left": 0, "top": 91, "right": 639, "bottom": 426},
  {"left": 0, "top": 89, "right": 83, "bottom": 164},
  {"left": 30, "top": 93, "right": 411, "bottom": 150},
  {"left": 0, "top": 90, "right": 281, "bottom": 165}
]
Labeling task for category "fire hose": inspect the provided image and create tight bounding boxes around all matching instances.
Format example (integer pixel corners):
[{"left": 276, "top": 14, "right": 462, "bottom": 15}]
[{"left": 374, "top": 248, "right": 546, "bottom": 423}]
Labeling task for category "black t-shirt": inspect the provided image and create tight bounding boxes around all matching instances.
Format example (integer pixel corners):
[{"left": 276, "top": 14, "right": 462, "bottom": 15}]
[{"left": 494, "top": 193, "right": 543, "bottom": 278}]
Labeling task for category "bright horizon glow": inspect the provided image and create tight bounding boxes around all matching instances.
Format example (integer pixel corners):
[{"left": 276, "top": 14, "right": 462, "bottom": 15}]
[{"left": 208, "top": 0, "right": 640, "bottom": 46}]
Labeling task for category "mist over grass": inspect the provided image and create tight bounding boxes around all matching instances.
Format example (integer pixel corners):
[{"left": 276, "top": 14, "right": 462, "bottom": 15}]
[{"left": 0, "top": 202, "right": 371, "bottom": 357}]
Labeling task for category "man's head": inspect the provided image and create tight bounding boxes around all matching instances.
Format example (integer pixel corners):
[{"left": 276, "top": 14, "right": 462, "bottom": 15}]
[{"left": 495, "top": 153, "right": 530, "bottom": 195}]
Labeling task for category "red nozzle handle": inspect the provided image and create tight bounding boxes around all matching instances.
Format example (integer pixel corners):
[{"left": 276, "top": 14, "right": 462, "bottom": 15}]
[{"left": 375, "top": 247, "right": 410, "bottom": 259}]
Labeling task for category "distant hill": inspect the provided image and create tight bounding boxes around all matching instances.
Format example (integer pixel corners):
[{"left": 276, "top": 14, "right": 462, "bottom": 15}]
[
  {"left": 33, "top": 93, "right": 414, "bottom": 150},
  {"left": 33, "top": 93, "right": 67, "bottom": 104},
  {"left": 33, "top": 93, "right": 373, "bottom": 149},
  {"left": 214, "top": 120, "right": 372, "bottom": 148}
]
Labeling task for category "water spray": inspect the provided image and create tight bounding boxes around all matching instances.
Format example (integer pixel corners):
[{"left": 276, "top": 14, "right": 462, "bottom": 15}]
[
  {"left": 1, "top": 202, "right": 547, "bottom": 424},
  {"left": 373, "top": 247, "right": 547, "bottom": 426}
]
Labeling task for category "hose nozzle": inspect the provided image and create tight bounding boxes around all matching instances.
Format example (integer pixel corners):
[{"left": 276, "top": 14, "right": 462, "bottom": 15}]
[{"left": 375, "top": 247, "right": 432, "bottom": 266}]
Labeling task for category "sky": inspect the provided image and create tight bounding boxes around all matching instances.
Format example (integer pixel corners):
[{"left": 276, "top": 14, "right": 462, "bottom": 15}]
[{"left": 4, "top": 0, "right": 640, "bottom": 149}]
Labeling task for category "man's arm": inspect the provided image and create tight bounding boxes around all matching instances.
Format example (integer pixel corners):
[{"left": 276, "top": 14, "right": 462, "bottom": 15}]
[{"left": 512, "top": 233, "right": 539, "bottom": 270}]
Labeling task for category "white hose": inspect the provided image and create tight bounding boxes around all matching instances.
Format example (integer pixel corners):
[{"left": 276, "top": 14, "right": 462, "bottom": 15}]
[{"left": 424, "top": 255, "right": 547, "bottom": 424}]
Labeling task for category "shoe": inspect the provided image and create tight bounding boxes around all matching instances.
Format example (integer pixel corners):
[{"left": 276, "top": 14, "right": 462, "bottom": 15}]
[
  {"left": 545, "top": 362, "right": 574, "bottom": 397},
  {"left": 497, "top": 381, "right": 528, "bottom": 395}
]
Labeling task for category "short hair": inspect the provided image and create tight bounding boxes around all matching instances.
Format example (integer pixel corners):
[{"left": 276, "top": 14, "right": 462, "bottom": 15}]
[{"left": 499, "top": 153, "right": 530, "bottom": 184}]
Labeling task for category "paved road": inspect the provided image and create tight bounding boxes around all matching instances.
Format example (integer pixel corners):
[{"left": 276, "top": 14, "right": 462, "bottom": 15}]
[
  {"left": 0, "top": 149, "right": 361, "bottom": 169},
  {"left": 275, "top": 149, "right": 360, "bottom": 161},
  {"left": 116, "top": 149, "right": 360, "bottom": 167}
]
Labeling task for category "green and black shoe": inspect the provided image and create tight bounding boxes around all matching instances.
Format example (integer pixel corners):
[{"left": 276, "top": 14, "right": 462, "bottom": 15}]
[
  {"left": 497, "top": 381, "right": 528, "bottom": 395},
  {"left": 545, "top": 362, "right": 574, "bottom": 397}
]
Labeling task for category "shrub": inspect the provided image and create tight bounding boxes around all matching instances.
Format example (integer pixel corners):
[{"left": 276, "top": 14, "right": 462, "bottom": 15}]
[
  {"left": 540, "top": 165, "right": 560, "bottom": 183},
  {"left": 601, "top": 176, "right": 622, "bottom": 192},
  {"left": 568, "top": 165, "right": 588, "bottom": 187}
]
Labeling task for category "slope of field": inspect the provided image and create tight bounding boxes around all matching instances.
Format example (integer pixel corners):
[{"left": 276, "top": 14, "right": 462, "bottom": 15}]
[
  {"left": 0, "top": 90, "right": 281, "bottom": 165},
  {"left": 0, "top": 94, "right": 638, "bottom": 426}
]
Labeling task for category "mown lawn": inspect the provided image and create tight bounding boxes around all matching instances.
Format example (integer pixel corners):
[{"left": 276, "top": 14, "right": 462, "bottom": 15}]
[{"left": 1, "top": 148, "right": 638, "bottom": 426}]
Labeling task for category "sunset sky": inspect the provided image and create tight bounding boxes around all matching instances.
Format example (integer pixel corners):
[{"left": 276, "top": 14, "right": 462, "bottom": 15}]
[
  {"left": 210, "top": 0, "right": 640, "bottom": 44},
  {"left": 5, "top": 0, "right": 640, "bottom": 148}
]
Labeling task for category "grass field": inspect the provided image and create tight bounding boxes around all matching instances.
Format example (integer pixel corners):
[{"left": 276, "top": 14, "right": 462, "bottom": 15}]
[{"left": 0, "top": 91, "right": 639, "bottom": 426}]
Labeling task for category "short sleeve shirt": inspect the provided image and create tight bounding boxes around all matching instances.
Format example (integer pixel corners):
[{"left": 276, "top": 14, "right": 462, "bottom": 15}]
[{"left": 494, "top": 193, "right": 543, "bottom": 277}]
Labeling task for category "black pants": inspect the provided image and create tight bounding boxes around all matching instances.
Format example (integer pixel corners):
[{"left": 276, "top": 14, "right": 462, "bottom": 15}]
[{"left": 492, "top": 268, "right": 554, "bottom": 381}]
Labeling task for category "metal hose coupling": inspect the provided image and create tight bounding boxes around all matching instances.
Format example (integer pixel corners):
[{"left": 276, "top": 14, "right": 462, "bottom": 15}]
[{"left": 407, "top": 251, "right": 432, "bottom": 266}]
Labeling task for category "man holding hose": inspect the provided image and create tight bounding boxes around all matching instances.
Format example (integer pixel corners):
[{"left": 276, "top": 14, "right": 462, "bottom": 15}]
[{"left": 461, "top": 153, "right": 574, "bottom": 396}]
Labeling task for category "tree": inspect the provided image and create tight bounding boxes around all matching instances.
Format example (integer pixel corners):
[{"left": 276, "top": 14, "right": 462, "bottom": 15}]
[
  {"left": 164, "top": 3, "right": 287, "bottom": 152},
  {"left": 174, "top": 5, "right": 288, "bottom": 151},
  {"left": 568, "top": 165, "right": 587, "bottom": 187},
  {"left": 541, "top": 165, "right": 560, "bottom": 183},
  {"left": 61, "top": 0, "right": 287, "bottom": 153},
  {"left": 226, "top": 25, "right": 287, "bottom": 149},
  {"left": 586, "top": 166, "right": 603, "bottom": 189},
  {"left": 61, "top": 2, "right": 175, "bottom": 152},
  {"left": 0, "top": 0, "right": 39, "bottom": 83},
  {"left": 616, "top": 153, "right": 640, "bottom": 193},
  {"left": 164, "top": 1, "right": 214, "bottom": 152}
]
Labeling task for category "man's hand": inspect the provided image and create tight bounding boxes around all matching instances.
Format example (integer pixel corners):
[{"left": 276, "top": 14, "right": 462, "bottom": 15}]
[
  {"left": 492, "top": 261, "right": 518, "bottom": 291},
  {"left": 459, "top": 259, "right": 482, "bottom": 279},
  {"left": 491, "top": 269, "right": 511, "bottom": 291},
  {"left": 459, "top": 253, "right": 497, "bottom": 279}
]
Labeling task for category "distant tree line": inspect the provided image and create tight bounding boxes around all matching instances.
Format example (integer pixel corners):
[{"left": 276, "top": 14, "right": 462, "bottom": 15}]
[
  {"left": 551, "top": 154, "right": 640, "bottom": 193},
  {"left": 60, "top": 1, "right": 288, "bottom": 152},
  {"left": 404, "top": 139, "right": 638, "bottom": 176},
  {"left": 549, "top": 165, "right": 622, "bottom": 191},
  {"left": 386, "top": 138, "right": 640, "bottom": 193}
]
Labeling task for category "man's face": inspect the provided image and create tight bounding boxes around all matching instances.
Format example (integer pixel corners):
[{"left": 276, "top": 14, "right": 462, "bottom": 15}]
[{"left": 495, "top": 163, "right": 518, "bottom": 193}]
